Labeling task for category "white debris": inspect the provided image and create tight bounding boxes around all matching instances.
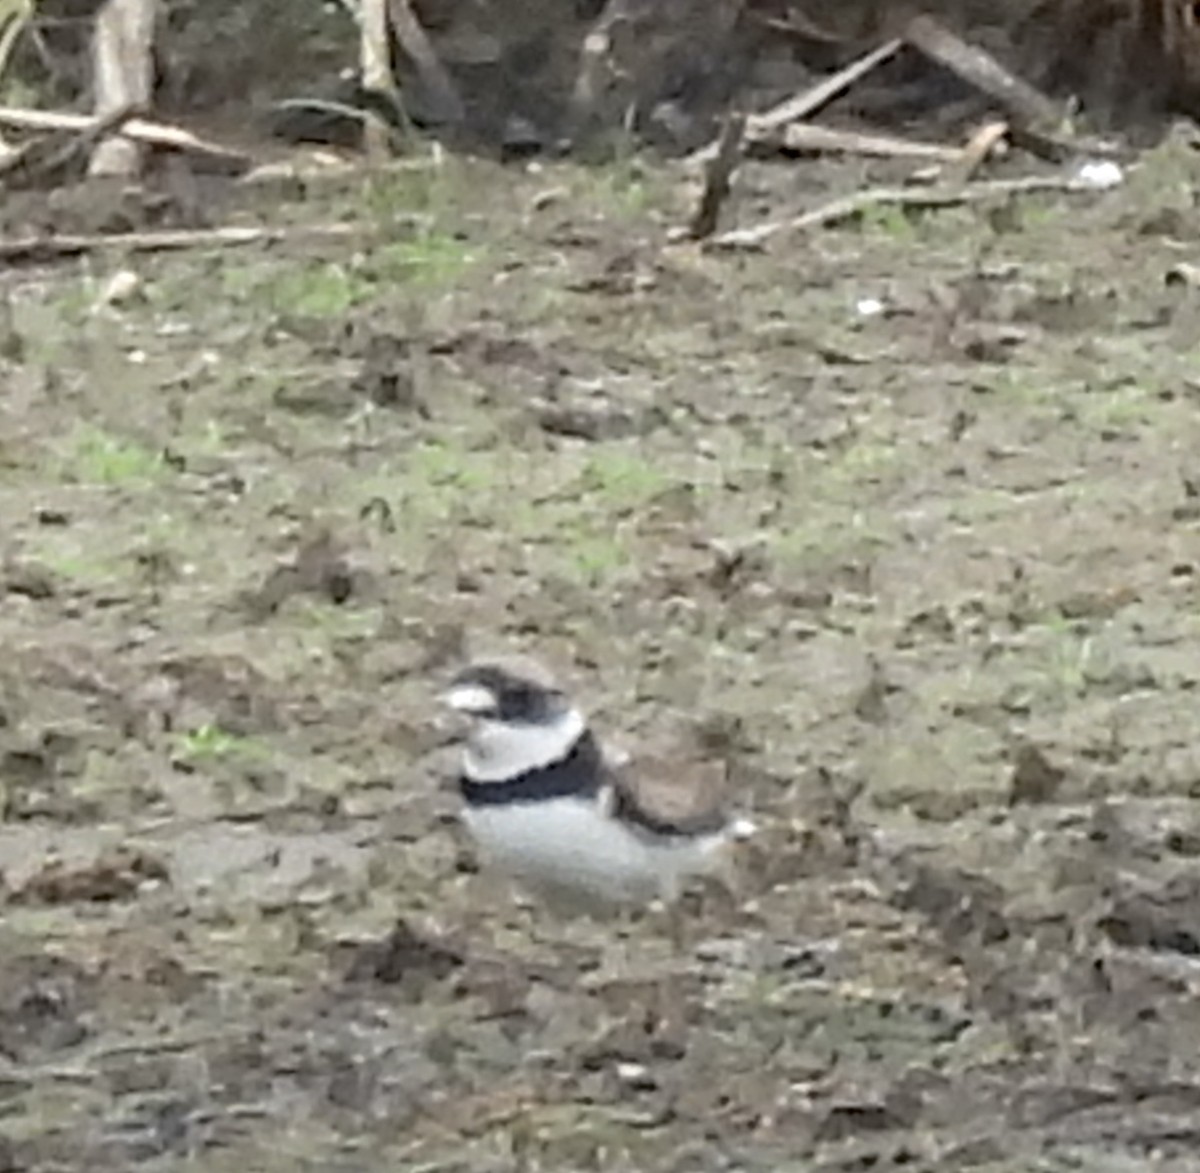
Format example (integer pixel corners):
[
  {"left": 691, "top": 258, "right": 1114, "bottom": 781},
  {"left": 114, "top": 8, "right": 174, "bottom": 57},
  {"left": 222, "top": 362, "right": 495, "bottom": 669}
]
[
  {"left": 95, "top": 268, "right": 142, "bottom": 308},
  {"left": 1074, "top": 159, "right": 1124, "bottom": 190}
]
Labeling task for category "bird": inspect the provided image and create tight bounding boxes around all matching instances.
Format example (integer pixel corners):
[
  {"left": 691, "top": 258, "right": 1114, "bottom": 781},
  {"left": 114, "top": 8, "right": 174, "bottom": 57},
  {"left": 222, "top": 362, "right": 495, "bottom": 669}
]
[{"left": 441, "top": 655, "right": 756, "bottom": 914}]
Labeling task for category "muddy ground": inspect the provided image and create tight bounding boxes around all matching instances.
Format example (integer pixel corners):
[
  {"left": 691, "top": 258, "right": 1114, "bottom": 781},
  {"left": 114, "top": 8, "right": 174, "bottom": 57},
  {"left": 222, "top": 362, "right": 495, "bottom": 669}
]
[{"left": 3, "top": 136, "right": 1200, "bottom": 1171}]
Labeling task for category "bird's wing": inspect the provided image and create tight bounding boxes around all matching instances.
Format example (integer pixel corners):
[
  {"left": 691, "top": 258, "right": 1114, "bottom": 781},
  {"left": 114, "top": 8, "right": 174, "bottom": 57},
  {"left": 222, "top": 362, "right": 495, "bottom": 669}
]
[{"left": 603, "top": 752, "right": 733, "bottom": 837}]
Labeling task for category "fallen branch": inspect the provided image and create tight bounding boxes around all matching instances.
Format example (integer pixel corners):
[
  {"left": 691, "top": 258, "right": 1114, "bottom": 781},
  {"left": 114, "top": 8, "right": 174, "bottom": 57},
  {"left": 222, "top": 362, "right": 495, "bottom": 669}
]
[
  {"left": 688, "top": 38, "right": 902, "bottom": 165},
  {"left": 0, "top": 222, "right": 365, "bottom": 264},
  {"left": 0, "top": 107, "right": 250, "bottom": 172},
  {"left": 708, "top": 175, "right": 1118, "bottom": 251},
  {"left": 771, "top": 122, "right": 965, "bottom": 163},
  {"left": 687, "top": 110, "right": 745, "bottom": 240},
  {"left": 904, "top": 14, "right": 1060, "bottom": 131}
]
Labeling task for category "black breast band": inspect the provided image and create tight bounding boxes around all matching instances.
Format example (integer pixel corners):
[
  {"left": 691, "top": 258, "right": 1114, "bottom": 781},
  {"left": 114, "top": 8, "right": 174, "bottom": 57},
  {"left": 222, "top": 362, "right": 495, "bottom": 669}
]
[{"left": 459, "top": 730, "right": 605, "bottom": 807}]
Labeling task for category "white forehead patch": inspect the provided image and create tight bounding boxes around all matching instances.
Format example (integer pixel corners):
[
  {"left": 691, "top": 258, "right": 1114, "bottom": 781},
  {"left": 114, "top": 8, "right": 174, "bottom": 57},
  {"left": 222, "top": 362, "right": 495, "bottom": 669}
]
[{"left": 443, "top": 683, "right": 499, "bottom": 714}]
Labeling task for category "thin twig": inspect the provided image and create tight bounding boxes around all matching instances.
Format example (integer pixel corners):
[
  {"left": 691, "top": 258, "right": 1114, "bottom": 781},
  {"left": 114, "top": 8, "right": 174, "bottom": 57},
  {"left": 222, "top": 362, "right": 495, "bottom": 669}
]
[
  {"left": 708, "top": 175, "right": 1116, "bottom": 251},
  {"left": 270, "top": 97, "right": 377, "bottom": 126},
  {"left": 0, "top": 105, "right": 249, "bottom": 170},
  {"left": 0, "top": 222, "right": 366, "bottom": 264}
]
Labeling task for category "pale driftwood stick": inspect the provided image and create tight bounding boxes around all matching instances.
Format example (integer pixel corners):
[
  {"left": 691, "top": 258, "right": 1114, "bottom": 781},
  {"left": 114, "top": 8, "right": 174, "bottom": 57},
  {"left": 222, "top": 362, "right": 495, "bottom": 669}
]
[
  {"left": 88, "top": 0, "right": 156, "bottom": 176},
  {"left": 0, "top": 106, "right": 249, "bottom": 169},
  {"left": 774, "top": 122, "right": 964, "bottom": 163},
  {"left": 387, "top": 0, "right": 463, "bottom": 126},
  {"left": 0, "top": 223, "right": 365, "bottom": 263},
  {"left": 904, "top": 14, "right": 1060, "bottom": 130},
  {"left": 709, "top": 175, "right": 1115, "bottom": 250},
  {"left": 750, "top": 37, "right": 904, "bottom": 134},
  {"left": 687, "top": 110, "right": 745, "bottom": 240},
  {"left": 360, "top": 0, "right": 393, "bottom": 158},
  {"left": 951, "top": 121, "right": 1009, "bottom": 182}
]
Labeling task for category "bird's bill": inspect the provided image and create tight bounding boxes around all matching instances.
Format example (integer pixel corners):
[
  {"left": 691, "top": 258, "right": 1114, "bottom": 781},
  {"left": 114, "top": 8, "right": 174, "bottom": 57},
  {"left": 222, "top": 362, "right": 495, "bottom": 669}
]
[{"left": 441, "top": 682, "right": 499, "bottom": 716}]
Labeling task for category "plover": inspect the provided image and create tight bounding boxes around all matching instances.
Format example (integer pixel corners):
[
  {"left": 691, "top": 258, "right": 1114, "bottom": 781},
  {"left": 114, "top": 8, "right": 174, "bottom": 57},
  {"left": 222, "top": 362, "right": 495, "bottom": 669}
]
[{"left": 442, "top": 656, "right": 756, "bottom": 913}]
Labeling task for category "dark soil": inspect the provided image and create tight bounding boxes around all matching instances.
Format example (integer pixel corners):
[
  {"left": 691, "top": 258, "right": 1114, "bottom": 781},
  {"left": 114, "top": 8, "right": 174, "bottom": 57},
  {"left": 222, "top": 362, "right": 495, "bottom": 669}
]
[{"left": 3, "top": 138, "right": 1200, "bottom": 1171}]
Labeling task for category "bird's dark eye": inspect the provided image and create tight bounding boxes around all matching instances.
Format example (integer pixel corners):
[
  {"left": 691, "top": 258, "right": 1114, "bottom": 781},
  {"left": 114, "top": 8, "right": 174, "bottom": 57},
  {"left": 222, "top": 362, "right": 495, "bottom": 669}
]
[
  {"left": 496, "top": 683, "right": 558, "bottom": 723},
  {"left": 504, "top": 686, "right": 538, "bottom": 715}
]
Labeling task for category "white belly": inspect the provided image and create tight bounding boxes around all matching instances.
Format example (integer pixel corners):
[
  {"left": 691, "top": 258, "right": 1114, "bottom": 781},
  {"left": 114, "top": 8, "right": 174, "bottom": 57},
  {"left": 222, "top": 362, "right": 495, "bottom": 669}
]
[{"left": 462, "top": 796, "right": 727, "bottom": 911}]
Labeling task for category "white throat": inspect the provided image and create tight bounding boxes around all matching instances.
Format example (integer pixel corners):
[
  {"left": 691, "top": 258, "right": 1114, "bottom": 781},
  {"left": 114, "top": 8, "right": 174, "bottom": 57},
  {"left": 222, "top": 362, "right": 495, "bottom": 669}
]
[{"left": 463, "top": 707, "right": 586, "bottom": 783}]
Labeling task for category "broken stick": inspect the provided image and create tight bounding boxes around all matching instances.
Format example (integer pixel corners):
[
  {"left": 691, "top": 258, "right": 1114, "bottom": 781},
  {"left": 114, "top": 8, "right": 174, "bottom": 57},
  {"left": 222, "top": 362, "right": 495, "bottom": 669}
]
[{"left": 687, "top": 110, "right": 746, "bottom": 240}]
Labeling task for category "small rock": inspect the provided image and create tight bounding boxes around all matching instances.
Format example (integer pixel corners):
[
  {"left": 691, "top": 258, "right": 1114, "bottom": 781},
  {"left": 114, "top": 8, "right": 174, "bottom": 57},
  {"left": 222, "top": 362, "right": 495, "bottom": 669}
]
[{"left": 1008, "top": 743, "right": 1065, "bottom": 806}]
